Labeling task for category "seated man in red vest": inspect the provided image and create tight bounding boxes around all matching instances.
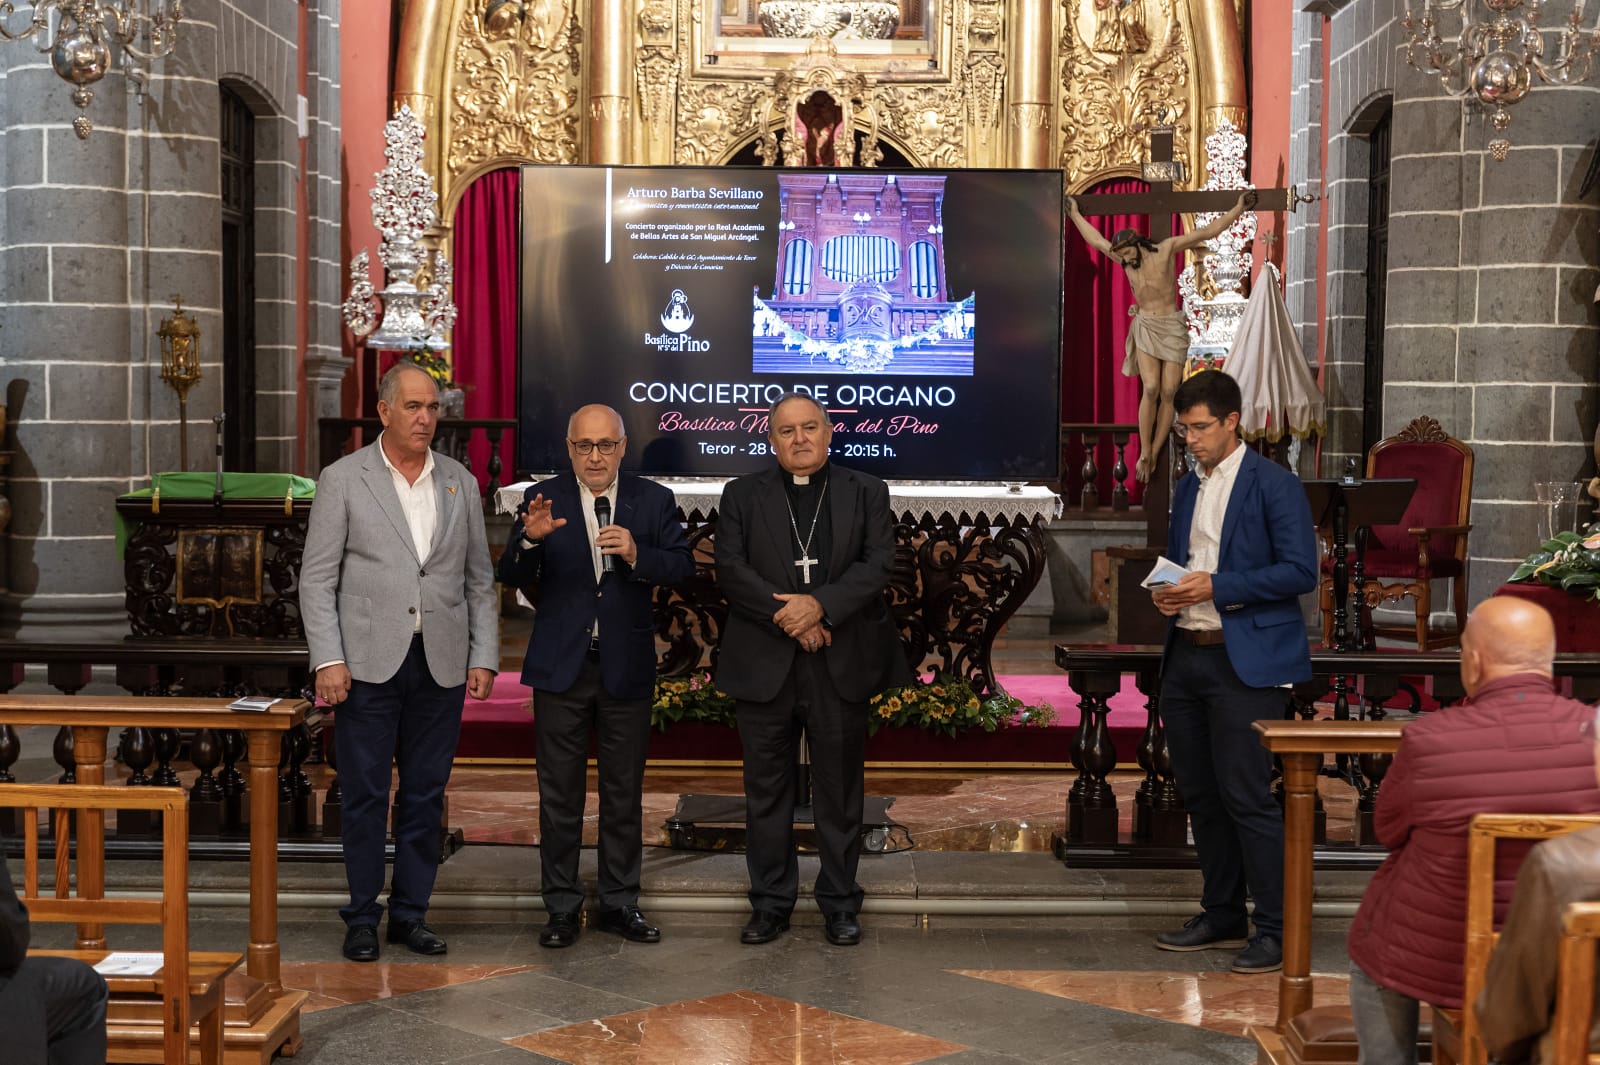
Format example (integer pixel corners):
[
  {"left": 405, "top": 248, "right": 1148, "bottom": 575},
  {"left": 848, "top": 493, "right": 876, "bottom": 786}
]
[
  {"left": 1347, "top": 596, "right": 1600, "bottom": 1065},
  {"left": 1475, "top": 711, "right": 1600, "bottom": 1064}
]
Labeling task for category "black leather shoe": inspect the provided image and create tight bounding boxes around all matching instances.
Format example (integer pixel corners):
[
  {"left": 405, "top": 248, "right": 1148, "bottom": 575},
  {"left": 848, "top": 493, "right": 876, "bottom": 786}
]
[
  {"left": 824, "top": 911, "right": 861, "bottom": 946},
  {"left": 739, "top": 910, "right": 790, "bottom": 945},
  {"left": 1154, "top": 914, "right": 1248, "bottom": 952},
  {"left": 1231, "top": 935, "right": 1283, "bottom": 974},
  {"left": 597, "top": 905, "right": 661, "bottom": 943},
  {"left": 387, "top": 919, "right": 447, "bottom": 955},
  {"left": 540, "top": 911, "right": 581, "bottom": 949},
  {"left": 342, "top": 924, "right": 380, "bottom": 962}
]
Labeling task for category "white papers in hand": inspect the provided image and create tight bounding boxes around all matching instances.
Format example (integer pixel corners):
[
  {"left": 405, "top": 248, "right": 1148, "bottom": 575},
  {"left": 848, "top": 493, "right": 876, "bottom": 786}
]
[
  {"left": 94, "top": 952, "right": 165, "bottom": 975},
  {"left": 1140, "top": 556, "right": 1191, "bottom": 590}
]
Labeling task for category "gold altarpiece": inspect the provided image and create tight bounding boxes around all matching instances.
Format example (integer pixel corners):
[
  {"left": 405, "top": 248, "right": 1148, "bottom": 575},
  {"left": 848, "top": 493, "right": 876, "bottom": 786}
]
[{"left": 392, "top": 0, "right": 1247, "bottom": 228}]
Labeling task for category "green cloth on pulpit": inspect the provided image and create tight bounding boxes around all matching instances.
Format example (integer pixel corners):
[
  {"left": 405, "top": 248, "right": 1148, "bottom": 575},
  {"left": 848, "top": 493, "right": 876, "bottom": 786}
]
[{"left": 115, "top": 472, "right": 317, "bottom": 557}]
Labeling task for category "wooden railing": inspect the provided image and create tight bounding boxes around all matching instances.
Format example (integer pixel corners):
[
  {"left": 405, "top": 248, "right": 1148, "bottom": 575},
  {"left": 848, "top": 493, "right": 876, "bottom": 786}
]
[
  {"left": 317, "top": 417, "right": 518, "bottom": 502},
  {"left": 1051, "top": 645, "right": 1600, "bottom": 864},
  {"left": 1059, "top": 422, "right": 1139, "bottom": 513}
]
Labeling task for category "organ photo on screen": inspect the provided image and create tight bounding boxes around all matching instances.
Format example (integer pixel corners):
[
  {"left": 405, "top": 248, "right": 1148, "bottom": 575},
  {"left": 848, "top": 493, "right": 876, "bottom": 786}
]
[
  {"left": 518, "top": 164, "right": 1062, "bottom": 482},
  {"left": 752, "top": 172, "right": 975, "bottom": 377}
]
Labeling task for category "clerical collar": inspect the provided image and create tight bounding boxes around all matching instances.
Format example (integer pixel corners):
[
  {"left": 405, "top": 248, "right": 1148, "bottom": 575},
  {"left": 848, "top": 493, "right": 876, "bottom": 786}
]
[{"left": 783, "top": 463, "right": 829, "bottom": 487}]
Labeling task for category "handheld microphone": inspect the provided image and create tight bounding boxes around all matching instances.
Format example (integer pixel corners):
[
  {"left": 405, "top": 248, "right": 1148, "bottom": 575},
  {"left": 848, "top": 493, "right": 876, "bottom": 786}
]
[{"left": 593, "top": 497, "right": 618, "bottom": 573}]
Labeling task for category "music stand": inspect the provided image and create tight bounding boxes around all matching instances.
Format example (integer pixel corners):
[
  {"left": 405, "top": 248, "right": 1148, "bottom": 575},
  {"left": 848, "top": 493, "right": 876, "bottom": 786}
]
[{"left": 1304, "top": 477, "right": 1416, "bottom": 654}]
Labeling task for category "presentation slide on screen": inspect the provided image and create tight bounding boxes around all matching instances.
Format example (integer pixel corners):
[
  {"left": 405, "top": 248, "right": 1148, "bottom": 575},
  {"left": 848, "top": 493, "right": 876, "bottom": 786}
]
[{"left": 518, "top": 165, "right": 1062, "bottom": 481}]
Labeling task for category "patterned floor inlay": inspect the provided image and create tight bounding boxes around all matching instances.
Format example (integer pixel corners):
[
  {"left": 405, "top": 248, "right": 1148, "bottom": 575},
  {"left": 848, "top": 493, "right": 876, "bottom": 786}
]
[
  {"left": 506, "top": 989, "right": 968, "bottom": 1064},
  {"left": 950, "top": 969, "right": 1353, "bottom": 1037},
  {"left": 281, "top": 961, "right": 542, "bottom": 1012}
]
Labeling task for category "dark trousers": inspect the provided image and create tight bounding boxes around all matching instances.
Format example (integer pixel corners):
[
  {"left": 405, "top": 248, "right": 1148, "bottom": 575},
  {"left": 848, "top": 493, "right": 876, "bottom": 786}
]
[
  {"left": 335, "top": 633, "right": 465, "bottom": 927},
  {"left": 736, "top": 652, "right": 866, "bottom": 917},
  {"left": 0, "top": 956, "right": 109, "bottom": 1065},
  {"left": 1159, "top": 640, "right": 1287, "bottom": 939},
  {"left": 533, "top": 656, "right": 651, "bottom": 913}
]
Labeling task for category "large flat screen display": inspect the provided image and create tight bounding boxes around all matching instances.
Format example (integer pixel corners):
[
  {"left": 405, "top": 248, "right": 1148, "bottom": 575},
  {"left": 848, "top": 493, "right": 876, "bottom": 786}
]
[{"left": 518, "top": 164, "right": 1063, "bottom": 480}]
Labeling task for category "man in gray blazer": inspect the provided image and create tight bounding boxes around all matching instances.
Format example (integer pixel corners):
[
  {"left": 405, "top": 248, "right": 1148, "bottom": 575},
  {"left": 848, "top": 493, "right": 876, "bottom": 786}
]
[{"left": 301, "top": 360, "right": 498, "bottom": 962}]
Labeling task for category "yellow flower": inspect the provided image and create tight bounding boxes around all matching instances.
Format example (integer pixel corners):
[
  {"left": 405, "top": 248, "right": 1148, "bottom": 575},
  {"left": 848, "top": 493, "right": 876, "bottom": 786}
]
[{"left": 886, "top": 696, "right": 903, "bottom": 713}]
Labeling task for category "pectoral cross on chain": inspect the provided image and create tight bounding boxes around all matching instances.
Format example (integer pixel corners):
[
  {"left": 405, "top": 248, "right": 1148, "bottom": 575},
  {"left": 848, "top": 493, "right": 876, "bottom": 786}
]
[{"left": 795, "top": 553, "right": 818, "bottom": 585}]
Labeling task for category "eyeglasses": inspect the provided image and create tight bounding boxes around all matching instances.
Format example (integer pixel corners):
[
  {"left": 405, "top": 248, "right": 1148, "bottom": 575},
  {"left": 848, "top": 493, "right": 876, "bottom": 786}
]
[
  {"left": 568, "top": 439, "right": 620, "bottom": 456},
  {"left": 1173, "top": 419, "right": 1218, "bottom": 439}
]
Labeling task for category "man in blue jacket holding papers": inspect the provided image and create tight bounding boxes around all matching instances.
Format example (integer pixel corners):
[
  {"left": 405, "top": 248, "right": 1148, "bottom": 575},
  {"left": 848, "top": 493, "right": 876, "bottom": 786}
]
[{"left": 1148, "top": 370, "right": 1317, "bottom": 976}]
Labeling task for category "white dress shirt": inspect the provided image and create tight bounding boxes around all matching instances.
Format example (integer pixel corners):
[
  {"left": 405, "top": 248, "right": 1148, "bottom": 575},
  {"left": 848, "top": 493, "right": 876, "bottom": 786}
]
[
  {"left": 579, "top": 478, "right": 619, "bottom": 640},
  {"left": 1178, "top": 440, "right": 1246, "bottom": 632},
  {"left": 379, "top": 438, "right": 438, "bottom": 633}
]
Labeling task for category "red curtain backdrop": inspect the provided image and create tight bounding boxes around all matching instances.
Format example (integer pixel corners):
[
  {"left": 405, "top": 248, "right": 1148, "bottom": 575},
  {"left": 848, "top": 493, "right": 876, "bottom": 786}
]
[
  {"left": 1060, "top": 178, "right": 1183, "bottom": 506},
  {"left": 451, "top": 167, "right": 522, "bottom": 490}
]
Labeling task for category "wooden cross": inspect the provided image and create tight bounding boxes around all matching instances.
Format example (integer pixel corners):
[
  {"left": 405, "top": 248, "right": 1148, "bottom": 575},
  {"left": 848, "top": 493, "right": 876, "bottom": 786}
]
[{"left": 1070, "top": 124, "right": 1289, "bottom": 237}]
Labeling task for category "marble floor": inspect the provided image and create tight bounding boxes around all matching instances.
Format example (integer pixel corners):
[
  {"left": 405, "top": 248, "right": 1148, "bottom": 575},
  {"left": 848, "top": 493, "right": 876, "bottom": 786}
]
[
  {"left": 32, "top": 907, "right": 1358, "bottom": 1065},
  {"left": 12, "top": 621, "right": 1373, "bottom": 1063}
]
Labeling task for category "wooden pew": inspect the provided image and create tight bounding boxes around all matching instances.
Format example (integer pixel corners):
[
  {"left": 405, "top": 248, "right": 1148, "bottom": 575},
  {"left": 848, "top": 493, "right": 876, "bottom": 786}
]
[
  {"left": 1553, "top": 901, "right": 1600, "bottom": 1065},
  {"left": 1432, "top": 814, "right": 1600, "bottom": 1065},
  {"left": 0, "top": 694, "right": 310, "bottom": 1063},
  {"left": 7, "top": 783, "right": 239, "bottom": 1065}
]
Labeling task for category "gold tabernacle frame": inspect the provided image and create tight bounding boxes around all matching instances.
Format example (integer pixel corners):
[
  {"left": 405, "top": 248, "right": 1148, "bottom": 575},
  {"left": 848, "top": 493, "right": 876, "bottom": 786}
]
[{"left": 392, "top": 0, "right": 1247, "bottom": 223}]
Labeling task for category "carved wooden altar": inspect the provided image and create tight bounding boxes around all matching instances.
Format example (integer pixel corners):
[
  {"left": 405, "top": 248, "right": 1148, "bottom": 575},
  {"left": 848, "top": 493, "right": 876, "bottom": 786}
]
[{"left": 499, "top": 481, "right": 1057, "bottom": 697}]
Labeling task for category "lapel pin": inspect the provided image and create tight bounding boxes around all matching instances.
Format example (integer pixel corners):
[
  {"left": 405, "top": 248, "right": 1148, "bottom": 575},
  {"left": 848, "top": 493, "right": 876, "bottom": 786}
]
[{"left": 448, "top": 485, "right": 457, "bottom": 495}]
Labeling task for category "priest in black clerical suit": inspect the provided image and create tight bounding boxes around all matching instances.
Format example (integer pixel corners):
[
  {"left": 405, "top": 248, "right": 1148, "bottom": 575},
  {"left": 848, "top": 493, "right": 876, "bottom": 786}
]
[{"left": 715, "top": 392, "right": 909, "bottom": 948}]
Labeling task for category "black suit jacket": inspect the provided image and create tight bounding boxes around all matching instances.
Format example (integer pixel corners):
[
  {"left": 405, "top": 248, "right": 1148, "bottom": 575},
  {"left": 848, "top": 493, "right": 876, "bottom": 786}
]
[
  {"left": 498, "top": 472, "right": 693, "bottom": 700},
  {"left": 714, "top": 464, "right": 909, "bottom": 703},
  {"left": 1, "top": 840, "right": 28, "bottom": 978}
]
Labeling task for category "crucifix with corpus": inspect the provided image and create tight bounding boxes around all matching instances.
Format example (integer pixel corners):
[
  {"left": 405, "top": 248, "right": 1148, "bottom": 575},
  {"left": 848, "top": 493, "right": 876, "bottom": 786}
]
[{"left": 1067, "top": 122, "right": 1290, "bottom": 482}]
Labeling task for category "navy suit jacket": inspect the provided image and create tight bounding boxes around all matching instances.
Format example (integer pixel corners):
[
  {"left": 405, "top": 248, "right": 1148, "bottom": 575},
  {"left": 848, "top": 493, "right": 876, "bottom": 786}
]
[
  {"left": 498, "top": 472, "right": 693, "bottom": 700},
  {"left": 1164, "top": 445, "right": 1318, "bottom": 688}
]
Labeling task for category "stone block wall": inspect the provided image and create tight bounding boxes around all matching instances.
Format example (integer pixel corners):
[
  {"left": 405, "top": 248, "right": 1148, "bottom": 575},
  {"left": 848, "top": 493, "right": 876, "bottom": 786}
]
[
  {"left": 0, "top": 0, "right": 343, "bottom": 635},
  {"left": 1291, "top": 0, "right": 1600, "bottom": 619}
]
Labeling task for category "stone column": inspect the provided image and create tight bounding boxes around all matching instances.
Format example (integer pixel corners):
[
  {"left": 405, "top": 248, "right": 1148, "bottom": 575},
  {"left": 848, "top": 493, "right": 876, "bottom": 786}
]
[{"left": 588, "top": 0, "right": 634, "bottom": 164}]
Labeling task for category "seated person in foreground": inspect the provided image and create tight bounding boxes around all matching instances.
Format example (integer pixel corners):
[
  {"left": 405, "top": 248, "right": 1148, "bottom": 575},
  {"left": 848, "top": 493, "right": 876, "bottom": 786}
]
[
  {"left": 1475, "top": 717, "right": 1600, "bottom": 1065},
  {"left": 1, "top": 834, "right": 109, "bottom": 1065},
  {"left": 1346, "top": 597, "right": 1600, "bottom": 1065}
]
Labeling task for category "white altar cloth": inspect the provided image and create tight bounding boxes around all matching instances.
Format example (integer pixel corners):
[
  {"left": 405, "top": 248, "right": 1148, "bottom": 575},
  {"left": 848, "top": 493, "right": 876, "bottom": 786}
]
[{"left": 495, "top": 479, "right": 1061, "bottom": 527}]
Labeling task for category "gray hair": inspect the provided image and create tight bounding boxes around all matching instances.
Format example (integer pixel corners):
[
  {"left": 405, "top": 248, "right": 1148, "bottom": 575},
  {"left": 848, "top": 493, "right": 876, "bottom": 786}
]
[
  {"left": 767, "top": 391, "right": 831, "bottom": 428},
  {"left": 378, "top": 360, "right": 439, "bottom": 406}
]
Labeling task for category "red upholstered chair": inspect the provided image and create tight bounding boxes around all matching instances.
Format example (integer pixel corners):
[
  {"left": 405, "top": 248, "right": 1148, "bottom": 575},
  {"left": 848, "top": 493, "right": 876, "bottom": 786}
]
[{"left": 1319, "top": 416, "right": 1474, "bottom": 650}]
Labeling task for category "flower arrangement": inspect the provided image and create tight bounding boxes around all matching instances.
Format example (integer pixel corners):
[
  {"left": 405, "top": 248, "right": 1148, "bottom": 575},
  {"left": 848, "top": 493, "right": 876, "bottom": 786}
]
[
  {"left": 1509, "top": 522, "right": 1600, "bottom": 602},
  {"left": 401, "top": 347, "right": 459, "bottom": 391},
  {"left": 651, "top": 671, "right": 736, "bottom": 730},
  {"left": 868, "top": 673, "right": 1055, "bottom": 737},
  {"left": 647, "top": 670, "right": 1056, "bottom": 737}
]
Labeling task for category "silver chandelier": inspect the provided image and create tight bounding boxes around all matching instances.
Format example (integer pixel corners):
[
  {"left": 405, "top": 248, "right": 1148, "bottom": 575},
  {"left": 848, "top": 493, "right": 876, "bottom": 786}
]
[
  {"left": 0, "top": 0, "right": 183, "bottom": 139},
  {"left": 343, "top": 105, "right": 457, "bottom": 353},
  {"left": 1403, "top": 0, "right": 1600, "bottom": 160}
]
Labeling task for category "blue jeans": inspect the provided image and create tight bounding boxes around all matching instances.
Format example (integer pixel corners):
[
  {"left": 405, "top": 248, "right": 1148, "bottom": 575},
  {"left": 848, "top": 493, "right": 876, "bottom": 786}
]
[{"left": 1349, "top": 961, "right": 1420, "bottom": 1065}]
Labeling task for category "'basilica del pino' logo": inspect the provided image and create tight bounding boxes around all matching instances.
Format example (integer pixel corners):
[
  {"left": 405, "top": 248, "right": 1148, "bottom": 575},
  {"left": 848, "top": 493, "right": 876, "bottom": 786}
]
[{"left": 645, "top": 289, "right": 710, "bottom": 352}]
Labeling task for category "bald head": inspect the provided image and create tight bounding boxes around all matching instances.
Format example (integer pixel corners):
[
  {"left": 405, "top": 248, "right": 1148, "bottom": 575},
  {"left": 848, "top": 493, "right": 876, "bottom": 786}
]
[
  {"left": 1459, "top": 596, "right": 1557, "bottom": 697},
  {"left": 567, "top": 404, "right": 624, "bottom": 440}
]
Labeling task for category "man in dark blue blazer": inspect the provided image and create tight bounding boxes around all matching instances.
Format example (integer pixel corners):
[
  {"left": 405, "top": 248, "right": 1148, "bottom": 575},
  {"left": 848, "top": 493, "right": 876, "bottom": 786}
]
[
  {"left": 498, "top": 404, "right": 693, "bottom": 948},
  {"left": 1150, "top": 370, "right": 1317, "bottom": 976}
]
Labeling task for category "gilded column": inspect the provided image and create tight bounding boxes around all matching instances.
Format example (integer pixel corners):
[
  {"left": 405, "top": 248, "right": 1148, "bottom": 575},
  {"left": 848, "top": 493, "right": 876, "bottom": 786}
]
[
  {"left": 392, "top": 0, "right": 447, "bottom": 181},
  {"left": 589, "top": 0, "right": 635, "bottom": 164},
  {"left": 1006, "top": 0, "right": 1052, "bottom": 168},
  {"left": 1190, "top": 0, "right": 1247, "bottom": 135}
]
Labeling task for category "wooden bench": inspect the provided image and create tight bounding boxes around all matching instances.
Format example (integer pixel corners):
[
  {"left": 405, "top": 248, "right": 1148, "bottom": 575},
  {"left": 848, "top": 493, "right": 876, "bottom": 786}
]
[
  {"left": 1553, "top": 900, "right": 1600, "bottom": 1065},
  {"left": 1432, "top": 813, "right": 1600, "bottom": 1065},
  {"left": 7, "top": 783, "right": 241, "bottom": 1065}
]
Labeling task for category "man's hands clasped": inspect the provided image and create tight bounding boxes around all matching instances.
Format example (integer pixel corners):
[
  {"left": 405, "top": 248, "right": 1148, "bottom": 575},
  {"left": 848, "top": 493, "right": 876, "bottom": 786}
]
[{"left": 773, "top": 592, "right": 830, "bottom": 653}]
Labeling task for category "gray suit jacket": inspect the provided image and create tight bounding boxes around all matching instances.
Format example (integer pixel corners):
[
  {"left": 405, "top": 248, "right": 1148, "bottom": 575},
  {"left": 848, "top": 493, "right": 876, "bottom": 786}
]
[{"left": 301, "top": 439, "right": 498, "bottom": 687}]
